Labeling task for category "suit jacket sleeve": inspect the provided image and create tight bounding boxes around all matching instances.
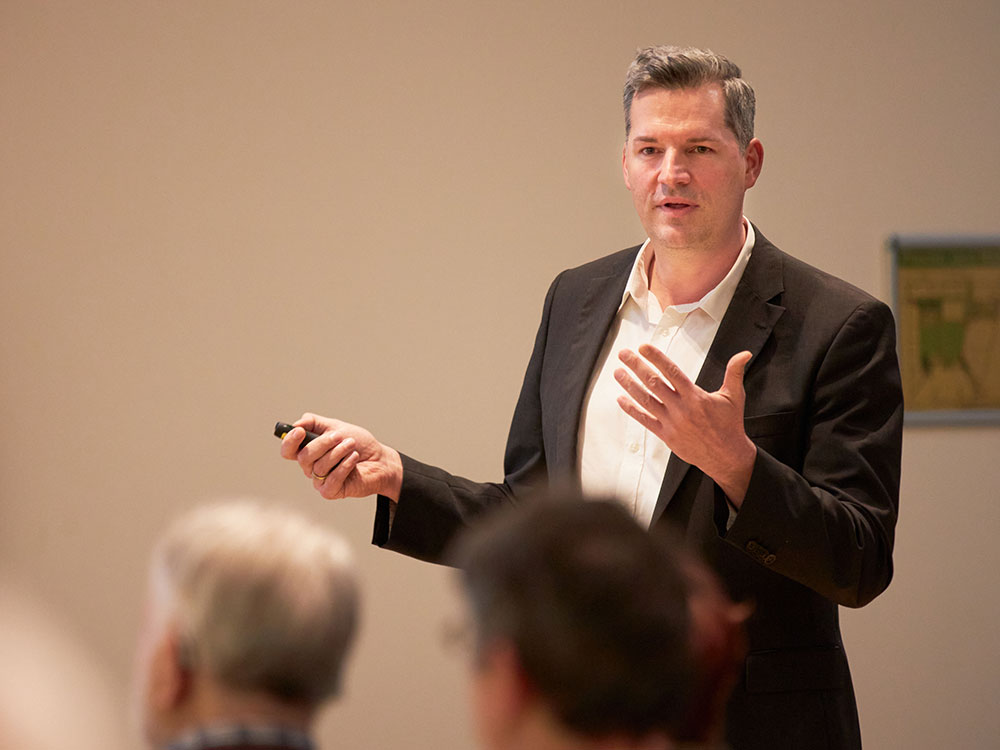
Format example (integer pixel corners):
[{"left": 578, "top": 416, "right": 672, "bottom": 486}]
[{"left": 723, "top": 298, "right": 902, "bottom": 608}]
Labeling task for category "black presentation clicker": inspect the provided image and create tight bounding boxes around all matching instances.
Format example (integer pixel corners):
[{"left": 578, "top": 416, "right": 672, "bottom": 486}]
[{"left": 273, "top": 421, "right": 321, "bottom": 451}]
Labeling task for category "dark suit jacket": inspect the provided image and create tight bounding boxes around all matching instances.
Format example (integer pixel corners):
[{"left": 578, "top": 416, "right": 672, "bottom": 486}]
[{"left": 374, "top": 227, "right": 903, "bottom": 750}]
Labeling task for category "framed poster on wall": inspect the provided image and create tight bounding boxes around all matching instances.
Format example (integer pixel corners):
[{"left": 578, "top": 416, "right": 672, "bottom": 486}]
[{"left": 889, "top": 235, "right": 1000, "bottom": 424}]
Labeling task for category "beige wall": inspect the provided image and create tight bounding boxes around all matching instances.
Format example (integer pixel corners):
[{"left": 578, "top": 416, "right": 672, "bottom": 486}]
[{"left": 2, "top": 1, "right": 998, "bottom": 747}]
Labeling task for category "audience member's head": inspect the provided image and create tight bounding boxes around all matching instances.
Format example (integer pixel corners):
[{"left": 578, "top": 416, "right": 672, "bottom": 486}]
[
  {"left": 450, "top": 495, "right": 746, "bottom": 750},
  {"left": 132, "top": 500, "right": 359, "bottom": 749}
]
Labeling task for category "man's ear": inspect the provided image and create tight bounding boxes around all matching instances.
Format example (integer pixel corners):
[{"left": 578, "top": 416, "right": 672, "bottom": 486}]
[
  {"left": 473, "top": 640, "right": 536, "bottom": 744},
  {"left": 147, "top": 623, "right": 192, "bottom": 712},
  {"left": 743, "top": 138, "right": 764, "bottom": 189},
  {"left": 488, "top": 641, "right": 534, "bottom": 711},
  {"left": 622, "top": 142, "right": 634, "bottom": 191}
]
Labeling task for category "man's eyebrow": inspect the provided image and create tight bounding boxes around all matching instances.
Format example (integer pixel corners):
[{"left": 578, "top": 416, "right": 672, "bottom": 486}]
[{"left": 629, "top": 134, "right": 724, "bottom": 144}]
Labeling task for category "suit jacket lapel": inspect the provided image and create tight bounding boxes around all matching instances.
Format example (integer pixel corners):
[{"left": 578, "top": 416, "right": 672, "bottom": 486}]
[
  {"left": 552, "top": 253, "right": 636, "bottom": 471},
  {"left": 651, "top": 230, "right": 787, "bottom": 524}
]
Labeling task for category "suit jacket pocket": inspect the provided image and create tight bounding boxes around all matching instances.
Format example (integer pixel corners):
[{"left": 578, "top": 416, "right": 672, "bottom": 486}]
[{"left": 745, "top": 646, "right": 849, "bottom": 693}]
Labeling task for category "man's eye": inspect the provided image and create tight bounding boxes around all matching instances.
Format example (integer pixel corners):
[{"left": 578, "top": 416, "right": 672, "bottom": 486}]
[
  {"left": 692, "top": 145, "right": 712, "bottom": 154},
  {"left": 640, "top": 147, "right": 658, "bottom": 156}
]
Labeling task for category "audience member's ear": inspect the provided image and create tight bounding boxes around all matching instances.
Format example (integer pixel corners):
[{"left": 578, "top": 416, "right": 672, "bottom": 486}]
[
  {"left": 472, "top": 640, "right": 535, "bottom": 744},
  {"left": 148, "top": 624, "right": 192, "bottom": 712}
]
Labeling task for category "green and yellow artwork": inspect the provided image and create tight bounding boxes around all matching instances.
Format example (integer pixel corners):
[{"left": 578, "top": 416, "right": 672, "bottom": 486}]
[{"left": 893, "top": 239, "right": 1000, "bottom": 418}]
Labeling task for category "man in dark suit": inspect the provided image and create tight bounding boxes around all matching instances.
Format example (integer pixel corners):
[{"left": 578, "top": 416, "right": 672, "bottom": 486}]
[
  {"left": 132, "top": 501, "right": 359, "bottom": 750},
  {"left": 280, "top": 45, "right": 902, "bottom": 749}
]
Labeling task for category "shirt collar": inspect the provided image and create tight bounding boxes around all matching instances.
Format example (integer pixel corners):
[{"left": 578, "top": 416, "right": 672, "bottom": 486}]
[{"left": 620, "top": 218, "right": 756, "bottom": 322}]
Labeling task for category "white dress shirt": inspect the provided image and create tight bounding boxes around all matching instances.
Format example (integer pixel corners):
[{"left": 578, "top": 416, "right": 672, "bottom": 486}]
[{"left": 577, "top": 220, "right": 755, "bottom": 527}]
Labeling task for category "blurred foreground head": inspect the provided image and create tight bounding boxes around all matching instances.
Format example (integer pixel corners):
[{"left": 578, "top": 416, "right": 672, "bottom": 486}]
[
  {"left": 0, "top": 578, "right": 129, "bottom": 750},
  {"left": 452, "top": 496, "right": 747, "bottom": 750},
  {"left": 133, "top": 501, "right": 359, "bottom": 748}
]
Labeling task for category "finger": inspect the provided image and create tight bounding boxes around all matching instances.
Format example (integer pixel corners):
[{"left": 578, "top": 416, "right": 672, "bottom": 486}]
[
  {"left": 311, "top": 437, "right": 356, "bottom": 480},
  {"left": 617, "top": 349, "right": 679, "bottom": 403},
  {"left": 616, "top": 394, "right": 664, "bottom": 435},
  {"left": 314, "top": 451, "right": 361, "bottom": 498},
  {"left": 614, "top": 367, "right": 669, "bottom": 417},
  {"left": 297, "top": 430, "right": 344, "bottom": 478},
  {"left": 294, "top": 412, "right": 322, "bottom": 431},
  {"left": 296, "top": 429, "right": 334, "bottom": 477},
  {"left": 295, "top": 412, "right": 342, "bottom": 437},
  {"left": 720, "top": 351, "right": 753, "bottom": 397},
  {"left": 636, "top": 344, "right": 696, "bottom": 394},
  {"left": 279, "top": 426, "right": 308, "bottom": 460}
]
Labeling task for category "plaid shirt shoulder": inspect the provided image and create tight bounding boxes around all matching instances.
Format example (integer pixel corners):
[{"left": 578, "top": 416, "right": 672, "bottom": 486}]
[{"left": 165, "top": 724, "right": 315, "bottom": 750}]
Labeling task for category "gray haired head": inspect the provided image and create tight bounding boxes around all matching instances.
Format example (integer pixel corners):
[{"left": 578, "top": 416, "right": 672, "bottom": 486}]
[{"left": 149, "top": 500, "right": 359, "bottom": 705}]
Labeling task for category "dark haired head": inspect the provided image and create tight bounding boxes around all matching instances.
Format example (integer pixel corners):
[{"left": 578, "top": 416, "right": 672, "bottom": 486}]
[
  {"left": 623, "top": 45, "right": 756, "bottom": 151},
  {"left": 452, "top": 493, "right": 745, "bottom": 743}
]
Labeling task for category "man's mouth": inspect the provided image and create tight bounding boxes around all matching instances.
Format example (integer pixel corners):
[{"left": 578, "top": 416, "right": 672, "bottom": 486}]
[{"left": 659, "top": 200, "right": 695, "bottom": 210}]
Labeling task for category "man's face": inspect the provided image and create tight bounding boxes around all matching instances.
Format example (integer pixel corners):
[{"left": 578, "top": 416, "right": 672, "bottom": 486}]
[{"left": 622, "top": 84, "right": 762, "bottom": 256}]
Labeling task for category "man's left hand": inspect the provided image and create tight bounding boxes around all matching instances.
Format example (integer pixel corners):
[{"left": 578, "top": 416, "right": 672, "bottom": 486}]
[{"left": 615, "top": 345, "right": 757, "bottom": 507}]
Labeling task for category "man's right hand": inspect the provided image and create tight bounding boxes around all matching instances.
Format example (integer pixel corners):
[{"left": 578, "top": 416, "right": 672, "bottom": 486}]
[{"left": 279, "top": 413, "right": 403, "bottom": 502}]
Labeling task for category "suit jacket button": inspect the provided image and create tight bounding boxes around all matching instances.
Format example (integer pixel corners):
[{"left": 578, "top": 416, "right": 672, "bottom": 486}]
[{"left": 764, "top": 553, "right": 776, "bottom": 565}]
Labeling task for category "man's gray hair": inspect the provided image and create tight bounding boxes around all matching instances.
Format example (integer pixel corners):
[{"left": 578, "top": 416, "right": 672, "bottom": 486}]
[
  {"left": 150, "top": 501, "right": 359, "bottom": 705},
  {"left": 623, "top": 45, "right": 756, "bottom": 151}
]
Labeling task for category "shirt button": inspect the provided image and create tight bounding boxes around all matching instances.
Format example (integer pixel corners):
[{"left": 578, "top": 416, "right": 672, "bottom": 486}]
[{"left": 628, "top": 442, "right": 640, "bottom": 453}]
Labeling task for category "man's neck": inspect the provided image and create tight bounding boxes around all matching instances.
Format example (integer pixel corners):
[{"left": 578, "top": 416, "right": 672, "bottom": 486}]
[
  {"left": 646, "top": 222, "right": 747, "bottom": 308},
  {"left": 153, "top": 676, "right": 313, "bottom": 748},
  {"left": 498, "top": 710, "right": 674, "bottom": 750}
]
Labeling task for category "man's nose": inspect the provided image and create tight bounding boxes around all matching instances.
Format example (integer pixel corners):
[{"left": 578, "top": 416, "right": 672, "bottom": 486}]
[{"left": 658, "top": 150, "right": 691, "bottom": 187}]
